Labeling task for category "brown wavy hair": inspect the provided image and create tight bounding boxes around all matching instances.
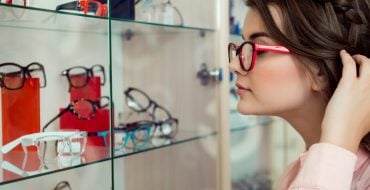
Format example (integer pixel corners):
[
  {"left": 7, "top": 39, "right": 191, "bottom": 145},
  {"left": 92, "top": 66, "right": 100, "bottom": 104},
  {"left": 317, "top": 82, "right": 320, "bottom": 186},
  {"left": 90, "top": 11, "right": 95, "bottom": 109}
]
[{"left": 245, "top": 0, "right": 370, "bottom": 151}]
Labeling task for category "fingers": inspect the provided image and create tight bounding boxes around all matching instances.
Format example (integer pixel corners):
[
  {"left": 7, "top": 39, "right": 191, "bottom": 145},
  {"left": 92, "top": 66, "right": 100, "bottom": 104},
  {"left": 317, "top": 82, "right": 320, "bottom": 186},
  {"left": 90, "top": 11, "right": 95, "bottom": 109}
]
[
  {"left": 340, "top": 50, "right": 357, "bottom": 81},
  {"left": 352, "top": 54, "right": 370, "bottom": 79}
]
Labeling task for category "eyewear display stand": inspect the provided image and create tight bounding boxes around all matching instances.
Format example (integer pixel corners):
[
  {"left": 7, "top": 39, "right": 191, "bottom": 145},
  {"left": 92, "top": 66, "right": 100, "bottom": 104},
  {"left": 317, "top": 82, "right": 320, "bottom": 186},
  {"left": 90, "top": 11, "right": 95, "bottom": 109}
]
[
  {"left": 1, "top": 78, "right": 40, "bottom": 181},
  {"left": 0, "top": 1, "right": 231, "bottom": 190}
]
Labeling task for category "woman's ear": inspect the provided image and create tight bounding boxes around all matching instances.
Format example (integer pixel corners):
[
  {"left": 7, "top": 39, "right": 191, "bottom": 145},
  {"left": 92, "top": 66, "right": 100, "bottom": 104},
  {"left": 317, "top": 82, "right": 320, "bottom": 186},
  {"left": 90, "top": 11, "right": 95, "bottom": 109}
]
[{"left": 311, "top": 68, "right": 326, "bottom": 92}]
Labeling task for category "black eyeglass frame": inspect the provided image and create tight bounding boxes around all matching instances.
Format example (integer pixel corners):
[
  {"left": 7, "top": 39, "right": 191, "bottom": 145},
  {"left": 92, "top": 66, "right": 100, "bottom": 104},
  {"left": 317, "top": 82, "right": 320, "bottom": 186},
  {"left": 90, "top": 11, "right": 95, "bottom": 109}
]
[
  {"left": 124, "top": 87, "right": 173, "bottom": 121},
  {"left": 0, "top": 62, "right": 47, "bottom": 90},
  {"left": 61, "top": 64, "right": 106, "bottom": 91}
]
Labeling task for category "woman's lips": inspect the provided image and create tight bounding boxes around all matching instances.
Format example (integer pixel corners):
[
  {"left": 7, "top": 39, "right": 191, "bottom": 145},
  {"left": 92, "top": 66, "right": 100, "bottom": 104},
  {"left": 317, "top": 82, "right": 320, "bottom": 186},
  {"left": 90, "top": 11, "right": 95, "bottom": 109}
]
[
  {"left": 236, "top": 82, "right": 252, "bottom": 95},
  {"left": 236, "top": 88, "right": 252, "bottom": 95}
]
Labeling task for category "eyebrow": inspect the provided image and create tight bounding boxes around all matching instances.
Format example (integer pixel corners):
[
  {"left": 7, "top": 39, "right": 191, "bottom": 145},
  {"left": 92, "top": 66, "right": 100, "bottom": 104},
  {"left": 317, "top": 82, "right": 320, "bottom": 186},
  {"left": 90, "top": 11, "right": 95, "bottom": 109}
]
[{"left": 242, "top": 32, "right": 271, "bottom": 41}]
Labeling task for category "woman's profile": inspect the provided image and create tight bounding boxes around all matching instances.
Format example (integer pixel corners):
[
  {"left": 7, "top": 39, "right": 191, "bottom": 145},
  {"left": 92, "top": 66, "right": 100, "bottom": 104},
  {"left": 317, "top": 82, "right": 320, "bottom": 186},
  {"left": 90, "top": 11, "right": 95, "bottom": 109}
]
[{"left": 229, "top": 0, "right": 370, "bottom": 189}]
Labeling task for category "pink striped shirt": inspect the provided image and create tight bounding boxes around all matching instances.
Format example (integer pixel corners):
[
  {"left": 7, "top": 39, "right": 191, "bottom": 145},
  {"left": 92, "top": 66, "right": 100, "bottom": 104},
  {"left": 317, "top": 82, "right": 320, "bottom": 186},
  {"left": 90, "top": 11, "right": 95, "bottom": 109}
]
[{"left": 277, "top": 143, "right": 370, "bottom": 190}]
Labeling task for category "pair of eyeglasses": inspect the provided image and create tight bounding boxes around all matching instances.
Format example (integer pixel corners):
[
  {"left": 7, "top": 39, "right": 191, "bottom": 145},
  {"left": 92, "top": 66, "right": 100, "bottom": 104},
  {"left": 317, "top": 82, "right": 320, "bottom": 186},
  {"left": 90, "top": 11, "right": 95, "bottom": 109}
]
[
  {"left": 0, "top": 62, "right": 47, "bottom": 90},
  {"left": 228, "top": 41, "right": 290, "bottom": 72},
  {"left": 42, "top": 96, "right": 110, "bottom": 132},
  {"left": 124, "top": 87, "right": 173, "bottom": 121},
  {"left": 1, "top": 131, "right": 87, "bottom": 162},
  {"left": 116, "top": 118, "right": 178, "bottom": 149},
  {"left": 61, "top": 64, "right": 106, "bottom": 92},
  {"left": 56, "top": 0, "right": 108, "bottom": 17},
  {"left": 87, "top": 123, "right": 153, "bottom": 152},
  {"left": 114, "top": 121, "right": 153, "bottom": 152}
]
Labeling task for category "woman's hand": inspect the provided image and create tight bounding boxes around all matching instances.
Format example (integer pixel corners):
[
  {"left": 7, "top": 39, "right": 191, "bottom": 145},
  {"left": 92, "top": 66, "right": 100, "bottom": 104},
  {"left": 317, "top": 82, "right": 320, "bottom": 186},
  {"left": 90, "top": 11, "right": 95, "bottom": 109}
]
[{"left": 321, "top": 50, "right": 370, "bottom": 153}]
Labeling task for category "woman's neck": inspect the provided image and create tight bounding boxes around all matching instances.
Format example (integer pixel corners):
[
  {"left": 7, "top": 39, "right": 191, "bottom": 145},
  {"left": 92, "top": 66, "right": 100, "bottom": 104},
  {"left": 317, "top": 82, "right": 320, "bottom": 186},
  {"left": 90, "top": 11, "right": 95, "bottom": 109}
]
[{"left": 278, "top": 96, "right": 327, "bottom": 150}]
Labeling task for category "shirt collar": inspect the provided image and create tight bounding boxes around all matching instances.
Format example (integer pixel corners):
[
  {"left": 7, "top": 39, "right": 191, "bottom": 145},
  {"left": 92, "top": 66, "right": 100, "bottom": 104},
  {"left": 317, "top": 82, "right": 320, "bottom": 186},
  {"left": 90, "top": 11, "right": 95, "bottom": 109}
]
[{"left": 355, "top": 145, "right": 369, "bottom": 172}]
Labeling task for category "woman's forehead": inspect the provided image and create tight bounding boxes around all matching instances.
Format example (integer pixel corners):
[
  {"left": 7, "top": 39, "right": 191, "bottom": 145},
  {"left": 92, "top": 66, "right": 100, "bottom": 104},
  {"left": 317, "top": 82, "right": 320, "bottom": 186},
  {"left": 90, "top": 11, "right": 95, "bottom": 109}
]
[{"left": 242, "top": 5, "right": 284, "bottom": 40}]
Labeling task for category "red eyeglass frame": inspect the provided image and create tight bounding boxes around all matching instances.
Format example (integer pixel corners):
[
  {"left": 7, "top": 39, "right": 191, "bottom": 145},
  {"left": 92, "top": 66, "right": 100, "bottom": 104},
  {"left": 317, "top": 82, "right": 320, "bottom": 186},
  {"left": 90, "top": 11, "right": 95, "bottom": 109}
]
[
  {"left": 79, "top": 0, "right": 107, "bottom": 17},
  {"left": 229, "top": 41, "right": 290, "bottom": 71}
]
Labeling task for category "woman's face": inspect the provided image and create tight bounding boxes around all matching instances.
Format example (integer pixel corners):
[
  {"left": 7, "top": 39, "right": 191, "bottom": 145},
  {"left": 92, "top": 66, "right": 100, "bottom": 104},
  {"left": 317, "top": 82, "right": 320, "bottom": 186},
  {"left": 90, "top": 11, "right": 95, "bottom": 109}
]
[{"left": 229, "top": 6, "right": 318, "bottom": 116}]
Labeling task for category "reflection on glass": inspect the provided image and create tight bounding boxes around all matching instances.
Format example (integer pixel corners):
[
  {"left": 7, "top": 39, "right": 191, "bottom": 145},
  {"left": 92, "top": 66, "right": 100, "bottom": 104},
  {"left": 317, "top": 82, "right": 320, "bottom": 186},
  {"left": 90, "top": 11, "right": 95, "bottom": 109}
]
[{"left": 1, "top": 155, "right": 85, "bottom": 178}]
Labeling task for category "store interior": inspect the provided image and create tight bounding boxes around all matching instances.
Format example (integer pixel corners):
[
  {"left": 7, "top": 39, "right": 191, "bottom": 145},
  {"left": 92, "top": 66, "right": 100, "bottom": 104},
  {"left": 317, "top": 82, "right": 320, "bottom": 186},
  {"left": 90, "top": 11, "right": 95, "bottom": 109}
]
[{"left": 0, "top": 0, "right": 305, "bottom": 189}]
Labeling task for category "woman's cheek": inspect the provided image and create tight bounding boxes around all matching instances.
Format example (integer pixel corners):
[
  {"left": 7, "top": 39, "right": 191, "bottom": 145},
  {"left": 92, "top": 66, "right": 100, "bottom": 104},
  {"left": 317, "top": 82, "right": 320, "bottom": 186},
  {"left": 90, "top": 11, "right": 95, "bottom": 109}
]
[{"left": 247, "top": 57, "right": 311, "bottom": 113}]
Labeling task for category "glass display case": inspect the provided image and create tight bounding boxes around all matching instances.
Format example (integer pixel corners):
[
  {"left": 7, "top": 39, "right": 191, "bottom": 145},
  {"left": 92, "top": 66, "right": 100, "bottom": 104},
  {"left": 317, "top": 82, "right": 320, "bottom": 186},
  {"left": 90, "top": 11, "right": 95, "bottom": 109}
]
[{"left": 0, "top": 0, "right": 229, "bottom": 189}]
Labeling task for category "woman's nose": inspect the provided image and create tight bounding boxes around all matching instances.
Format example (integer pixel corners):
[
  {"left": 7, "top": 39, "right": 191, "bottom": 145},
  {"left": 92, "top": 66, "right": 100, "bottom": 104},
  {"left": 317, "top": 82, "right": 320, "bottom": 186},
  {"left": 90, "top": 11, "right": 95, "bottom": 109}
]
[{"left": 228, "top": 56, "right": 247, "bottom": 75}]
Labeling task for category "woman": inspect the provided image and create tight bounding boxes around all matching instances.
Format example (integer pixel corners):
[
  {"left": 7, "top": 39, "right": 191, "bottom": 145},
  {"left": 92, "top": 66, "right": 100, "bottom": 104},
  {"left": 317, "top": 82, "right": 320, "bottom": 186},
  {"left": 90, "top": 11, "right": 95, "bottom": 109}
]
[{"left": 228, "top": 0, "right": 370, "bottom": 189}]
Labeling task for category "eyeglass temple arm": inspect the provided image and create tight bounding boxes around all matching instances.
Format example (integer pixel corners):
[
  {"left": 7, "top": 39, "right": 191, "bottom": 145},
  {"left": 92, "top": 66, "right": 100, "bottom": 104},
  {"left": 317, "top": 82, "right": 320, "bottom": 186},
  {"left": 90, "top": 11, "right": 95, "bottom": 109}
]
[
  {"left": 42, "top": 107, "right": 70, "bottom": 132},
  {"left": 56, "top": 1, "right": 82, "bottom": 11},
  {"left": 255, "top": 44, "right": 290, "bottom": 53},
  {"left": 1, "top": 137, "right": 23, "bottom": 154},
  {"left": 1, "top": 161, "right": 25, "bottom": 176}
]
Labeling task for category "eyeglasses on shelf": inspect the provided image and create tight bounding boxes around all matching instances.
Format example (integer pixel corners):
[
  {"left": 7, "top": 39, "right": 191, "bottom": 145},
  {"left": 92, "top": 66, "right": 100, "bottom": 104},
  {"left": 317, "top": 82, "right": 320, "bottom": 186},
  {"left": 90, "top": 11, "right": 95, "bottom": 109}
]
[
  {"left": 124, "top": 87, "right": 175, "bottom": 121},
  {"left": 56, "top": 0, "right": 108, "bottom": 17},
  {"left": 42, "top": 96, "right": 110, "bottom": 132},
  {"left": 0, "top": 62, "right": 47, "bottom": 90},
  {"left": 1, "top": 131, "right": 87, "bottom": 163},
  {"left": 61, "top": 64, "right": 106, "bottom": 92}
]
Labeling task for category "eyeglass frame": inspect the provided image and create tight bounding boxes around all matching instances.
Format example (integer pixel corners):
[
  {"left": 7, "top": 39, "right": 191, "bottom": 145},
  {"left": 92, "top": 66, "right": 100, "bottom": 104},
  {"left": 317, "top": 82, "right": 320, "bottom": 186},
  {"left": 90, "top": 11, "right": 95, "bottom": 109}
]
[
  {"left": 61, "top": 64, "right": 106, "bottom": 91},
  {"left": 0, "top": 62, "right": 47, "bottom": 90},
  {"left": 124, "top": 87, "right": 174, "bottom": 121},
  {"left": 228, "top": 41, "right": 290, "bottom": 72},
  {"left": 42, "top": 96, "right": 110, "bottom": 132}
]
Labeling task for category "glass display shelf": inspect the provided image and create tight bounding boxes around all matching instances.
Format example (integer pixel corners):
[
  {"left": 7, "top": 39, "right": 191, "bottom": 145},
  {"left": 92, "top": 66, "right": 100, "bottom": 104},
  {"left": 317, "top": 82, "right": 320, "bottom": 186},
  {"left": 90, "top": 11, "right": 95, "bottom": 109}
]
[
  {"left": 0, "top": 3, "right": 215, "bottom": 36},
  {"left": 113, "top": 130, "right": 217, "bottom": 159},
  {"left": 0, "top": 3, "right": 108, "bottom": 34},
  {"left": 0, "top": 145, "right": 110, "bottom": 185},
  {"left": 111, "top": 17, "right": 215, "bottom": 36},
  {"left": 0, "top": 130, "right": 217, "bottom": 185}
]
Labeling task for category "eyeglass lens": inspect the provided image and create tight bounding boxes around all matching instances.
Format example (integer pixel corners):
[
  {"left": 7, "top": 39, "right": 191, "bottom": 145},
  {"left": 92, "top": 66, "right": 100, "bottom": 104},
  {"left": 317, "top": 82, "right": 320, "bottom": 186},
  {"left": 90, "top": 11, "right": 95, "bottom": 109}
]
[
  {"left": 0, "top": 62, "right": 46, "bottom": 90},
  {"left": 71, "top": 96, "right": 109, "bottom": 119},
  {"left": 72, "top": 100, "right": 95, "bottom": 119},
  {"left": 65, "top": 65, "right": 105, "bottom": 88},
  {"left": 229, "top": 43, "right": 254, "bottom": 71},
  {"left": 115, "top": 130, "right": 146, "bottom": 150},
  {"left": 0, "top": 64, "right": 24, "bottom": 90},
  {"left": 69, "top": 67, "right": 88, "bottom": 88},
  {"left": 126, "top": 88, "right": 171, "bottom": 121},
  {"left": 35, "top": 135, "right": 70, "bottom": 163},
  {"left": 126, "top": 90, "right": 150, "bottom": 111}
]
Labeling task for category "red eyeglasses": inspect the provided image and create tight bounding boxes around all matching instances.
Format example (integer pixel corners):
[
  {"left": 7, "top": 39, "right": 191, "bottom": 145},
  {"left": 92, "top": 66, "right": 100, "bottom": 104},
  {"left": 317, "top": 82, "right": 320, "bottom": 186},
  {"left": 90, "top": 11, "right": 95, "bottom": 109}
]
[
  {"left": 228, "top": 41, "right": 290, "bottom": 72},
  {"left": 56, "top": 0, "right": 108, "bottom": 17}
]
